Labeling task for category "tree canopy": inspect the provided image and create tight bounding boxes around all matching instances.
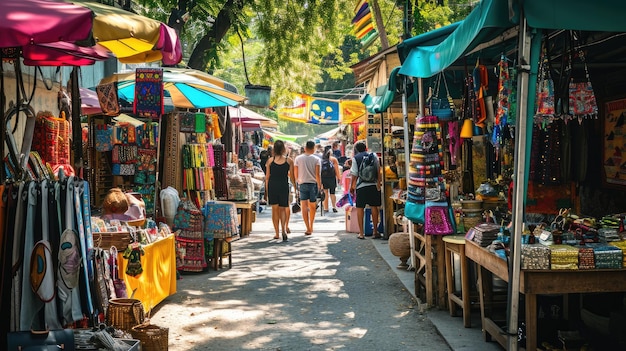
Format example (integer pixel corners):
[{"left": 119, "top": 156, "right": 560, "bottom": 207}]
[{"left": 136, "top": 0, "right": 475, "bottom": 106}]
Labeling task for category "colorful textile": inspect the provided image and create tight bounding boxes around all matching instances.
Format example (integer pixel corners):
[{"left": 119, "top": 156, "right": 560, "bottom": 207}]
[
  {"left": 134, "top": 68, "right": 163, "bottom": 119},
  {"left": 96, "top": 82, "right": 120, "bottom": 116},
  {"left": 94, "top": 124, "right": 113, "bottom": 152},
  {"left": 202, "top": 201, "right": 238, "bottom": 239}
]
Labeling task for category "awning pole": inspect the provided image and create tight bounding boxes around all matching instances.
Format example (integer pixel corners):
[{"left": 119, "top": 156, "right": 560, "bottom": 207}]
[
  {"left": 507, "top": 14, "right": 531, "bottom": 351},
  {"left": 401, "top": 76, "right": 415, "bottom": 269}
]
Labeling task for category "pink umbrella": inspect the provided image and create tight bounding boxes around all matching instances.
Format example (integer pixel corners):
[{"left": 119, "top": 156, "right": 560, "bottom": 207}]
[{"left": 0, "top": 0, "right": 93, "bottom": 48}]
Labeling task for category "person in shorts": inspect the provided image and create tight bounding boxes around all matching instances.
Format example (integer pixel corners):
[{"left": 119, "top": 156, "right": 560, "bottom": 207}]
[
  {"left": 320, "top": 148, "right": 341, "bottom": 213},
  {"left": 294, "top": 140, "right": 322, "bottom": 236},
  {"left": 350, "top": 141, "right": 382, "bottom": 239}
]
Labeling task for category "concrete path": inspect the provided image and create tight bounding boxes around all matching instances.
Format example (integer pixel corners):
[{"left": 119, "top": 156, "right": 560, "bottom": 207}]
[{"left": 151, "top": 205, "right": 503, "bottom": 351}]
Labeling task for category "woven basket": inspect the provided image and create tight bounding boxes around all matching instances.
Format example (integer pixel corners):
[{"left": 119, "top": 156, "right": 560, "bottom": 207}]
[
  {"left": 96, "top": 232, "right": 131, "bottom": 251},
  {"left": 130, "top": 324, "right": 169, "bottom": 351},
  {"left": 462, "top": 213, "right": 483, "bottom": 230},
  {"left": 107, "top": 298, "right": 145, "bottom": 331}
]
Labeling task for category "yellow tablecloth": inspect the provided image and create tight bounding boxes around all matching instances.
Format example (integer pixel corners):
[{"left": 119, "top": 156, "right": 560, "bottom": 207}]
[{"left": 118, "top": 234, "right": 177, "bottom": 311}]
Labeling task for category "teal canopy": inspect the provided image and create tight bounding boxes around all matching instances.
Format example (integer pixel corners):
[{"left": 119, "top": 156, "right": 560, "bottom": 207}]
[
  {"left": 397, "top": 22, "right": 461, "bottom": 63},
  {"left": 399, "top": 0, "right": 626, "bottom": 79},
  {"left": 361, "top": 66, "right": 401, "bottom": 113},
  {"left": 524, "top": 0, "right": 626, "bottom": 32},
  {"left": 399, "top": 0, "right": 512, "bottom": 78}
]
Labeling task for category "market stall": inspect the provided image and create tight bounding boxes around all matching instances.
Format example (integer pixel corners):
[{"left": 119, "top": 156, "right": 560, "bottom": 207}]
[{"left": 388, "top": 0, "right": 626, "bottom": 349}]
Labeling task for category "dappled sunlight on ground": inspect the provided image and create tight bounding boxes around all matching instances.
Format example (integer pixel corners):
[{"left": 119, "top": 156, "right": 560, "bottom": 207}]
[{"left": 151, "top": 208, "right": 447, "bottom": 351}]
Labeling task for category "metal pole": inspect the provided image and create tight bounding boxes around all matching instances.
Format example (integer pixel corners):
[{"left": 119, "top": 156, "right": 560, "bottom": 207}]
[
  {"left": 507, "top": 16, "right": 532, "bottom": 351},
  {"left": 401, "top": 76, "right": 415, "bottom": 269}
]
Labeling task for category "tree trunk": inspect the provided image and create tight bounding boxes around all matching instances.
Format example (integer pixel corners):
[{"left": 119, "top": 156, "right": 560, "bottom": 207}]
[{"left": 188, "top": 0, "right": 241, "bottom": 70}]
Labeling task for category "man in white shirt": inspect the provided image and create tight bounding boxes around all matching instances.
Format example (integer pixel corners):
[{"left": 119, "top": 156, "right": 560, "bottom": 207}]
[{"left": 294, "top": 140, "right": 322, "bottom": 236}]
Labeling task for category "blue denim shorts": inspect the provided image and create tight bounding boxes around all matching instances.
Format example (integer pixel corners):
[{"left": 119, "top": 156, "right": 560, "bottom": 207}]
[{"left": 299, "top": 183, "right": 319, "bottom": 202}]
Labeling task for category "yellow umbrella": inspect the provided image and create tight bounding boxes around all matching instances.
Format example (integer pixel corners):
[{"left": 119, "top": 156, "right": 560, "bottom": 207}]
[{"left": 72, "top": 1, "right": 181, "bottom": 64}]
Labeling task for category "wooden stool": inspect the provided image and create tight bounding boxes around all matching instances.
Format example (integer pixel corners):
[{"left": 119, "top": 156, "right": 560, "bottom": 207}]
[
  {"left": 213, "top": 238, "right": 232, "bottom": 270},
  {"left": 443, "top": 234, "right": 471, "bottom": 327}
]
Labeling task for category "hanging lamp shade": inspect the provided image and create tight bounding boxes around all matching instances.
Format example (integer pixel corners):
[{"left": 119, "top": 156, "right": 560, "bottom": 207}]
[{"left": 460, "top": 119, "right": 474, "bottom": 139}]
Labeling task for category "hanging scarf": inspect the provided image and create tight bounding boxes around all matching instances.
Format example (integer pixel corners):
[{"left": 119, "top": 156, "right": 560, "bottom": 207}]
[{"left": 472, "top": 61, "right": 489, "bottom": 128}]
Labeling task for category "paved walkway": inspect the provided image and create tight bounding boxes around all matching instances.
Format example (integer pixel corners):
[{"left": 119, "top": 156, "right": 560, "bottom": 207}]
[{"left": 151, "top": 205, "right": 503, "bottom": 351}]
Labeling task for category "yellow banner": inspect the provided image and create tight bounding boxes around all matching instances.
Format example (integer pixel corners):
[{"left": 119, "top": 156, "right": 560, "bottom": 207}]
[{"left": 277, "top": 94, "right": 310, "bottom": 123}]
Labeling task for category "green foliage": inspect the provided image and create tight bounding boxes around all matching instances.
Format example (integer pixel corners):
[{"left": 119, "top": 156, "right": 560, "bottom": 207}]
[
  {"left": 413, "top": 0, "right": 477, "bottom": 35},
  {"left": 134, "top": 0, "right": 475, "bottom": 106}
]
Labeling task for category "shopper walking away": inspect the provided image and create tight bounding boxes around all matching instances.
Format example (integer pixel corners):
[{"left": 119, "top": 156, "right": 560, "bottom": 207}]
[
  {"left": 320, "top": 148, "right": 341, "bottom": 213},
  {"left": 265, "top": 140, "right": 295, "bottom": 241},
  {"left": 294, "top": 140, "right": 322, "bottom": 236},
  {"left": 259, "top": 145, "right": 272, "bottom": 175},
  {"left": 340, "top": 159, "right": 353, "bottom": 195},
  {"left": 350, "top": 141, "right": 382, "bottom": 239}
]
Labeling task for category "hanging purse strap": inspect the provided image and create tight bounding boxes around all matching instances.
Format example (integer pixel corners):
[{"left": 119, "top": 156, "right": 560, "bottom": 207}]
[{"left": 441, "top": 71, "right": 455, "bottom": 110}]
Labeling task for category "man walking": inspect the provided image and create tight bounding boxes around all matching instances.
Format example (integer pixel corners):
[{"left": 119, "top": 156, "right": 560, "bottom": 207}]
[
  {"left": 294, "top": 140, "right": 322, "bottom": 236},
  {"left": 350, "top": 141, "right": 382, "bottom": 239}
]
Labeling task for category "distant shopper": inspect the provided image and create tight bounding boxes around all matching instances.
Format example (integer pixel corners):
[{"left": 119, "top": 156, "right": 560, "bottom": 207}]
[
  {"left": 294, "top": 140, "right": 322, "bottom": 236},
  {"left": 265, "top": 140, "right": 295, "bottom": 242},
  {"left": 340, "top": 158, "right": 353, "bottom": 195},
  {"left": 332, "top": 141, "right": 342, "bottom": 158},
  {"left": 259, "top": 145, "right": 272, "bottom": 175},
  {"left": 320, "top": 148, "right": 341, "bottom": 213},
  {"left": 350, "top": 141, "right": 382, "bottom": 239}
]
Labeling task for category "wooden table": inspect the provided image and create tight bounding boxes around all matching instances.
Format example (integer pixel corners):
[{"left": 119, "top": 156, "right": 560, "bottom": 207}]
[
  {"left": 465, "top": 239, "right": 626, "bottom": 351},
  {"left": 232, "top": 199, "right": 256, "bottom": 237},
  {"left": 412, "top": 231, "right": 446, "bottom": 308},
  {"left": 117, "top": 234, "right": 177, "bottom": 312}
]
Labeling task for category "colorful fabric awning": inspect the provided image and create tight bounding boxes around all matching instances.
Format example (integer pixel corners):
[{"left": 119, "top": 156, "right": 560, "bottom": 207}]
[{"left": 72, "top": 1, "right": 182, "bottom": 65}]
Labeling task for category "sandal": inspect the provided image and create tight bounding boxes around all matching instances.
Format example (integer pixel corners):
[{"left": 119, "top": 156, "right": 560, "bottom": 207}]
[
  {"left": 357, "top": 235, "right": 365, "bottom": 240},
  {"left": 282, "top": 232, "right": 288, "bottom": 242},
  {"left": 273, "top": 235, "right": 279, "bottom": 239},
  {"left": 373, "top": 233, "right": 382, "bottom": 239},
  {"left": 286, "top": 228, "right": 291, "bottom": 234},
  {"left": 304, "top": 232, "right": 312, "bottom": 236}
]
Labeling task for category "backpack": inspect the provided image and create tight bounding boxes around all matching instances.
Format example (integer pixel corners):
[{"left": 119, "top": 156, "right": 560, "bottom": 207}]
[
  {"left": 321, "top": 158, "right": 334, "bottom": 177},
  {"left": 358, "top": 152, "right": 378, "bottom": 183}
]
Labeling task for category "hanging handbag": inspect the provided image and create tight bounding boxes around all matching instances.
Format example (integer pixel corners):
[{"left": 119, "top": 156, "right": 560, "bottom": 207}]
[
  {"left": 535, "top": 46, "right": 555, "bottom": 118},
  {"left": 404, "top": 201, "right": 425, "bottom": 224},
  {"left": 429, "top": 72, "right": 455, "bottom": 121},
  {"left": 110, "top": 246, "right": 127, "bottom": 299},
  {"left": 423, "top": 201, "right": 455, "bottom": 235},
  {"left": 568, "top": 49, "right": 598, "bottom": 118},
  {"left": 7, "top": 329, "right": 74, "bottom": 351}
]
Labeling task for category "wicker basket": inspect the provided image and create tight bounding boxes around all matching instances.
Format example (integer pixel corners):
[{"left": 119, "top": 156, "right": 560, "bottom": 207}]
[
  {"left": 130, "top": 323, "right": 169, "bottom": 351},
  {"left": 107, "top": 298, "right": 145, "bottom": 331},
  {"left": 96, "top": 232, "right": 131, "bottom": 251}
]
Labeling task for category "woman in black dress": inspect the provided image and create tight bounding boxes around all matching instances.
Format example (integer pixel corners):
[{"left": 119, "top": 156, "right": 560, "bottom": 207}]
[{"left": 265, "top": 140, "right": 296, "bottom": 241}]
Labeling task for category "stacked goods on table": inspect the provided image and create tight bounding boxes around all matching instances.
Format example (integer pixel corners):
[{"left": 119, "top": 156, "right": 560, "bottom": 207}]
[
  {"left": 576, "top": 245, "right": 596, "bottom": 269},
  {"left": 598, "top": 227, "right": 620, "bottom": 242},
  {"left": 609, "top": 240, "right": 626, "bottom": 267},
  {"left": 521, "top": 244, "right": 551, "bottom": 270},
  {"left": 471, "top": 223, "right": 500, "bottom": 247},
  {"left": 228, "top": 172, "right": 254, "bottom": 201},
  {"left": 588, "top": 243, "right": 622, "bottom": 269},
  {"left": 549, "top": 245, "right": 579, "bottom": 270}
]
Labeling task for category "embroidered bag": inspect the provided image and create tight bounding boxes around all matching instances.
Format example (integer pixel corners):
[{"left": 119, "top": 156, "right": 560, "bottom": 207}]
[
  {"left": 568, "top": 50, "right": 597, "bottom": 118},
  {"left": 424, "top": 201, "right": 455, "bottom": 235}
]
